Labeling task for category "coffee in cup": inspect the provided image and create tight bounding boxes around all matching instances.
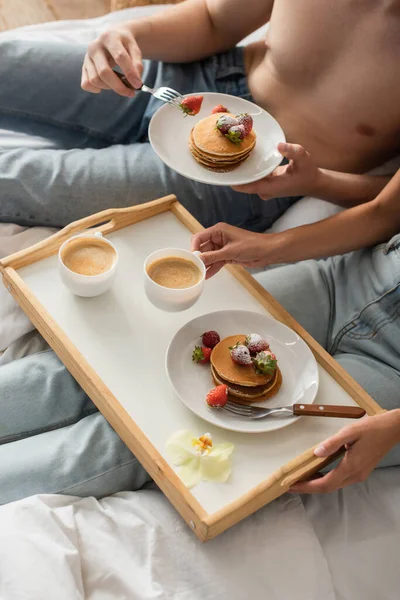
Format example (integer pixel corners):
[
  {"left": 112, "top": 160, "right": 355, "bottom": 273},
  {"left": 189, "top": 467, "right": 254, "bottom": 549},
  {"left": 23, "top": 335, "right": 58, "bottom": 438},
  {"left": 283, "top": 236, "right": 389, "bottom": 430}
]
[
  {"left": 60, "top": 237, "right": 117, "bottom": 277},
  {"left": 144, "top": 248, "right": 206, "bottom": 312},
  {"left": 146, "top": 256, "right": 202, "bottom": 289},
  {"left": 58, "top": 232, "right": 118, "bottom": 298}
]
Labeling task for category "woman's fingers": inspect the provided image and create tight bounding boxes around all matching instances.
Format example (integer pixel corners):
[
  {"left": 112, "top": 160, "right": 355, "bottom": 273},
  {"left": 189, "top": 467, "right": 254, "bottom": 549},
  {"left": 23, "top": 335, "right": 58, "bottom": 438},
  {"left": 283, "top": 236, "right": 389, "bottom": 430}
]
[
  {"left": 290, "top": 461, "right": 351, "bottom": 494},
  {"left": 205, "top": 261, "right": 225, "bottom": 279},
  {"left": 191, "top": 224, "right": 226, "bottom": 252},
  {"left": 200, "top": 249, "right": 229, "bottom": 268}
]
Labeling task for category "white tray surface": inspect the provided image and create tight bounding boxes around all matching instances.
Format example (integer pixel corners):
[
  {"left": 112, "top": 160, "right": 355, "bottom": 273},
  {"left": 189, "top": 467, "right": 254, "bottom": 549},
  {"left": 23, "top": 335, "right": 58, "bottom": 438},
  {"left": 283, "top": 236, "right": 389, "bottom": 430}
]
[{"left": 18, "top": 211, "right": 358, "bottom": 514}]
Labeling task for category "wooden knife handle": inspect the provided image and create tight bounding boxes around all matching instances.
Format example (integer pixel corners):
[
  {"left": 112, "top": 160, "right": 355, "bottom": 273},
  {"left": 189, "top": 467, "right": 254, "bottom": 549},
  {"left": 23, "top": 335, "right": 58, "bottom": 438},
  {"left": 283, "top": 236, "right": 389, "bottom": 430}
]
[{"left": 293, "top": 403, "right": 366, "bottom": 419}]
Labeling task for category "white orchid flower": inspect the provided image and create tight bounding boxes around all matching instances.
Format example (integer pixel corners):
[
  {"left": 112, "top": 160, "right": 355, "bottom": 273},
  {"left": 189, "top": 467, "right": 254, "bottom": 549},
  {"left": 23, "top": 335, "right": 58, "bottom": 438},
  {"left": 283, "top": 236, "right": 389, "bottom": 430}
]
[{"left": 166, "top": 430, "right": 234, "bottom": 488}]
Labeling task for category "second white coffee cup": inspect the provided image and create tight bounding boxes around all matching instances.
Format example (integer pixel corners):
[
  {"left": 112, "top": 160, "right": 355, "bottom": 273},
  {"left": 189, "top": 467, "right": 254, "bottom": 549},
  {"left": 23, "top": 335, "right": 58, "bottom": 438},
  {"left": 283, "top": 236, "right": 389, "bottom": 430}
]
[{"left": 144, "top": 248, "right": 206, "bottom": 312}]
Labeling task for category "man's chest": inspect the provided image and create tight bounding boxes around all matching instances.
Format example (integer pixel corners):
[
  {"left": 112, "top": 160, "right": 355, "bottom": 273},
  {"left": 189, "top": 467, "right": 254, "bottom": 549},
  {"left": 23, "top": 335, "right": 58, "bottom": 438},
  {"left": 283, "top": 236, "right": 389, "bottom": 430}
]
[{"left": 266, "top": 0, "right": 400, "bottom": 137}]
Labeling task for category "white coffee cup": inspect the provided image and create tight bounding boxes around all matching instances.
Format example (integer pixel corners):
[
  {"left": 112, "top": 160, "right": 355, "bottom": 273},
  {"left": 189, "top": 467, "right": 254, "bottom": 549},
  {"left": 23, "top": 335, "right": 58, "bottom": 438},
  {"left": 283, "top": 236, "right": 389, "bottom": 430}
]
[
  {"left": 58, "top": 231, "right": 118, "bottom": 298},
  {"left": 144, "top": 247, "right": 206, "bottom": 312}
]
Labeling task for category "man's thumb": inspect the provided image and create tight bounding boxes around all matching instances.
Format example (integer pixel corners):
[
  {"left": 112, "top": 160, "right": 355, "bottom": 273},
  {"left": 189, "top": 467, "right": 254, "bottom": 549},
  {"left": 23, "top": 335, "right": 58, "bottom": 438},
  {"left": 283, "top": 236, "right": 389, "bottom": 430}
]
[{"left": 277, "top": 142, "right": 306, "bottom": 162}]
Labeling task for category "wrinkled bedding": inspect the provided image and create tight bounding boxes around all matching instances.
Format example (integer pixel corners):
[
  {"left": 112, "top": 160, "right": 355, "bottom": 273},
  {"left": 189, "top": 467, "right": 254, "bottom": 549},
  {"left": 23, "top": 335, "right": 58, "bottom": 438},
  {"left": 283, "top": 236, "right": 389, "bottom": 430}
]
[{"left": 0, "top": 8, "right": 400, "bottom": 600}]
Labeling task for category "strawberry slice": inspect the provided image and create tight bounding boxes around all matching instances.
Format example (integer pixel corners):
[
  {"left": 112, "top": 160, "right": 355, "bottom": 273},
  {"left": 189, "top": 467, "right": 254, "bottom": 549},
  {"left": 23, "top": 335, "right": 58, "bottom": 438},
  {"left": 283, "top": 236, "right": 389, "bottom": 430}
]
[{"left": 179, "top": 95, "right": 204, "bottom": 116}]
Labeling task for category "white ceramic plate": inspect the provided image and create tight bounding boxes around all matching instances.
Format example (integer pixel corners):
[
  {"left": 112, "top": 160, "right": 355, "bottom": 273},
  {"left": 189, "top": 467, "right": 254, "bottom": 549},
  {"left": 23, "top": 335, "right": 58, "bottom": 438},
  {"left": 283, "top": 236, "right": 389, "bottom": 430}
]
[
  {"left": 166, "top": 310, "right": 319, "bottom": 434},
  {"left": 149, "top": 92, "right": 285, "bottom": 186}
]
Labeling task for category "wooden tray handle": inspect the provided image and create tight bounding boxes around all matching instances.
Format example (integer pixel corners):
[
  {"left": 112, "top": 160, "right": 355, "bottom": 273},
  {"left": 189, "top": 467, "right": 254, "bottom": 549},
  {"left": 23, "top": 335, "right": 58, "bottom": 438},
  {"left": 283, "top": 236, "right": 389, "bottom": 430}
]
[
  {"left": 0, "top": 195, "right": 177, "bottom": 271},
  {"left": 280, "top": 446, "right": 346, "bottom": 489}
]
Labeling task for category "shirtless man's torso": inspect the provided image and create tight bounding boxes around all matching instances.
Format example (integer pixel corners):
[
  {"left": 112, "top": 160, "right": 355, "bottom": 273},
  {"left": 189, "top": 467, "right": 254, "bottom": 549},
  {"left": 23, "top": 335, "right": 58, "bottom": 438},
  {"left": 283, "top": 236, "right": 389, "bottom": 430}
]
[{"left": 244, "top": 0, "right": 400, "bottom": 171}]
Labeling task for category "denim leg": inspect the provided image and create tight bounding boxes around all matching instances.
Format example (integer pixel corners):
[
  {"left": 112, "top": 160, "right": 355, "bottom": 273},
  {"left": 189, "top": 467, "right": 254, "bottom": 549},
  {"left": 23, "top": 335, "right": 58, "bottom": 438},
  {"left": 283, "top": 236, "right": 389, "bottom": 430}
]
[
  {"left": 0, "top": 349, "right": 150, "bottom": 504},
  {"left": 254, "top": 260, "right": 332, "bottom": 349},
  {"left": 0, "top": 40, "right": 299, "bottom": 231},
  {"left": 0, "top": 412, "right": 151, "bottom": 505},
  {"left": 256, "top": 245, "right": 400, "bottom": 467},
  {"left": 0, "top": 39, "right": 151, "bottom": 147},
  {"left": 334, "top": 353, "right": 400, "bottom": 468},
  {"left": 0, "top": 351, "right": 94, "bottom": 444}
]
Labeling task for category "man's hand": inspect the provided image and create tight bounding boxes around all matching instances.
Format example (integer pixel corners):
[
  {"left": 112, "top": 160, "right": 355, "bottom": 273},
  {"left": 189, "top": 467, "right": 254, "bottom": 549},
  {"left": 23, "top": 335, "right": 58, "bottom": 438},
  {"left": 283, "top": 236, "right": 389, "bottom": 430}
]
[
  {"left": 191, "top": 223, "right": 270, "bottom": 278},
  {"left": 82, "top": 25, "right": 143, "bottom": 97},
  {"left": 233, "top": 142, "right": 320, "bottom": 200},
  {"left": 291, "top": 410, "right": 400, "bottom": 494}
]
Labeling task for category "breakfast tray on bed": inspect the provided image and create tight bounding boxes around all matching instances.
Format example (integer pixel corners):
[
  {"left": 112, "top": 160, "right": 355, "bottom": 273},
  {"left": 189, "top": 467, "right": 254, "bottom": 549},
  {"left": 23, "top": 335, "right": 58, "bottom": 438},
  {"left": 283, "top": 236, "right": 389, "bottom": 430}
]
[{"left": 0, "top": 195, "right": 384, "bottom": 541}]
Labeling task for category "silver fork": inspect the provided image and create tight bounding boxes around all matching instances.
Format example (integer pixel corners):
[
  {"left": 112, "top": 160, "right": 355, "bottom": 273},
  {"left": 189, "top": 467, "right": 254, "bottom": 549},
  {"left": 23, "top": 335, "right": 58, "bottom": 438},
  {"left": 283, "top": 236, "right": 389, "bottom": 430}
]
[
  {"left": 223, "top": 401, "right": 294, "bottom": 420},
  {"left": 222, "top": 400, "right": 366, "bottom": 420},
  {"left": 113, "top": 70, "right": 183, "bottom": 110}
]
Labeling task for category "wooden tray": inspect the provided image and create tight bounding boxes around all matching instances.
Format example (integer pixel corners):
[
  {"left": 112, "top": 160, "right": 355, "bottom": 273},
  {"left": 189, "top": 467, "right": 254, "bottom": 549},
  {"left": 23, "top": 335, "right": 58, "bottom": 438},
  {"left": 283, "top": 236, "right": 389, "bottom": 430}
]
[{"left": 0, "top": 195, "right": 384, "bottom": 542}]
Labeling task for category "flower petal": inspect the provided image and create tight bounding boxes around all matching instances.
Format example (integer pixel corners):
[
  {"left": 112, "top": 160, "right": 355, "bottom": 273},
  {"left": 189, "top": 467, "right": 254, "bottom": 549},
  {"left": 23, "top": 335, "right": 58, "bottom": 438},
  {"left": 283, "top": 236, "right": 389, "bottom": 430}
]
[
  {"left": 200, "top": 455, "right": 232, "bottom": 483},
  {"left": 165, "top": 430, "right": 196, "bottom": 466},
  {"left": 178, "top": 458, "right": 202, "bottom": 488},
  {"left": 209, "top": 442, "right": 235, "bottom": 460}
]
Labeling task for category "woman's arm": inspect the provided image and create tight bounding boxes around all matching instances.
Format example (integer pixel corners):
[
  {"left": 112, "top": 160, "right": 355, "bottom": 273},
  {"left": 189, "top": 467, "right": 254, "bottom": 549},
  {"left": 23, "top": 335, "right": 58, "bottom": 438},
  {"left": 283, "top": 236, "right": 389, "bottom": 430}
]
[
  {"left": 267, "top": 169, "right": 400, "bottom": 264},
  {"left": 191, "top": 169, "right": 400, "bottom": 276}
]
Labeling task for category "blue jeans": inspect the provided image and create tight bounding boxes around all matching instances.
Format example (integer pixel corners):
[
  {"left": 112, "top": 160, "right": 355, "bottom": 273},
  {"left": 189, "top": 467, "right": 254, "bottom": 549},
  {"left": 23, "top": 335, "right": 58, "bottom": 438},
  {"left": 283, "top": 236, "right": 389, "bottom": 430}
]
[
  {"left": 256, "top": 233, "right": 400, "bottom": 468},
  {"left": 0, "top": 39, "right": 297, "bottom": 231},
  {"left": 1, "top": 238, "right": 400, "bottom": 504}
]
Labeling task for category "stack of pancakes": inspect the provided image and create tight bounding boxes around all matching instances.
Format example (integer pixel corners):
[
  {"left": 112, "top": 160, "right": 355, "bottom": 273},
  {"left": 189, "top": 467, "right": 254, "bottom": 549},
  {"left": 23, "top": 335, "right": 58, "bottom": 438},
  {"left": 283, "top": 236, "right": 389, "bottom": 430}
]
[
  {"left": 189, "top": 114, "right": 256, "bottom": 173},
  {"left": 210, "top": 335, "right": 282, "bottom": 404}
]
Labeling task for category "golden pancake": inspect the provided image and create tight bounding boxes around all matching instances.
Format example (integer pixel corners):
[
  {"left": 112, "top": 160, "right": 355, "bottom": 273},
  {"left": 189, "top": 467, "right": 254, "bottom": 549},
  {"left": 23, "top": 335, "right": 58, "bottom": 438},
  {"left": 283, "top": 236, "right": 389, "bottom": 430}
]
[
  {"left": 211, "top": 364, "right": 282, "bottom": 402},
  {"left": 190, "top": 131, "right": 254, "bottom": 161},
  {"left": 189, "top": 147, "right": 251, "bottom": 172},
  {"left": 211, "top": 335, "right": 276, "bottom": 387},
  {"left": 189, "top": 132, "right": 253, "bottom": 163},
  {"left": 192, "top": 114, "right": 257, "bottom": 157},
  {"left": 189, "top": 130, "right": 253, "bottom": 172}
]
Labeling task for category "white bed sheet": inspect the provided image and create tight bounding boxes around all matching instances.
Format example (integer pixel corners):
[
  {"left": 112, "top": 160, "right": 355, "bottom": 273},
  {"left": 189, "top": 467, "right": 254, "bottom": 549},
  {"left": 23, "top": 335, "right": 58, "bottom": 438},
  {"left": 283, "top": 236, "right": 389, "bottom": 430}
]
[{"left": 0, "top": 8, "right": 400, "bottom": 600}]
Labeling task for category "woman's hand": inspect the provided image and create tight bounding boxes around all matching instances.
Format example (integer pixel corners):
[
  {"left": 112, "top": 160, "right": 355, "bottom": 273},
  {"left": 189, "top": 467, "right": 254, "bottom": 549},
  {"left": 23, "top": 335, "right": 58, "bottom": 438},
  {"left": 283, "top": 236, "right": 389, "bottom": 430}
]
[
  {"left": 191, "top": 223, "right": 270, "bottom": 278},
  {"left": 82, "top": 25, "right": 143, "bottom": 97},
  {"left": 233, "top": 142, "right": 320, "bottom": 200},
  {"left": 291, "top": 410, "right": 400, "bottom": 494}
]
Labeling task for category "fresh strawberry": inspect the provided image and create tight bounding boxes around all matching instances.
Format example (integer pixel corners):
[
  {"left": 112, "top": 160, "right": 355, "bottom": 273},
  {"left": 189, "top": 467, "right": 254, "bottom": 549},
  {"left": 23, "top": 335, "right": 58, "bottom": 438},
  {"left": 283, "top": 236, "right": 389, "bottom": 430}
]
[
  {"left": 215, "top": 114, "right": 238, "bottom": 134},
  {"left": 192, "top": 345, "right": 212, "bottom": 364},
  {"left": 206, "top": 384, "right": 228, "bottom": 408},
  {"left": 245, "top": 333, "right": 269, "bottom": 355},
  {"left": 236, "top": 113, "right": 253, "bottom": 136},
  {"left": 211, "top": 104, "right": 229, "bottom": 114},
  {"left": 202, "top": 330, "right": 220, "bottom": 348},
  {"left": 179, "top": 95, "right": 203, "bottom": 116},
  {"left": 225, "top": 124, "right": 246, "bottom": 144},
  {"left": 252, "top": 350, "right": 277, "bottom": 375},
  {"left": 229, "top": 342, "right": 252, "bottom": 366}
]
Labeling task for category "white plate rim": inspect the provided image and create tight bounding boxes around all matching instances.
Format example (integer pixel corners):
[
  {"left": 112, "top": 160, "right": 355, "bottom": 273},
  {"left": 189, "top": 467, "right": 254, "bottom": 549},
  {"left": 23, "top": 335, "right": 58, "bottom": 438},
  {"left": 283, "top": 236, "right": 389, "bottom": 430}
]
[
  {"left": 165, "top": 309, "right": 319, "bottom": 434},
  {"left": 149, "top": 92, "right": 286, "bottom": 186}
]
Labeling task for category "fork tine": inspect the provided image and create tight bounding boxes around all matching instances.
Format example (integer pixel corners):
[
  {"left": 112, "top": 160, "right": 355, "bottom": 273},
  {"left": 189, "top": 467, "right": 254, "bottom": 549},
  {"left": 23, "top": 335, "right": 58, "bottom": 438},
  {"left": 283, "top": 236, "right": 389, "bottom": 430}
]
[
  {"left": 160, "top": 90, "right": 181, "bottom": 101},
  {"left": 223, "top": 406, "right": 247, "bottom": 417},
  {"left": 166, "top": 102, "right": 183, "bottom": 112},
  {"left": 226, "top": 401, "right": 252, "bottom": 412},
  {"left": 163, "top": 88, "right": 182, "bottom": 99},
  {"left": 224, "top": 403, "right": 252, "bottom": 417},
  {"left": 162, "top": 96, "right": 182, "bottom": 108}
]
